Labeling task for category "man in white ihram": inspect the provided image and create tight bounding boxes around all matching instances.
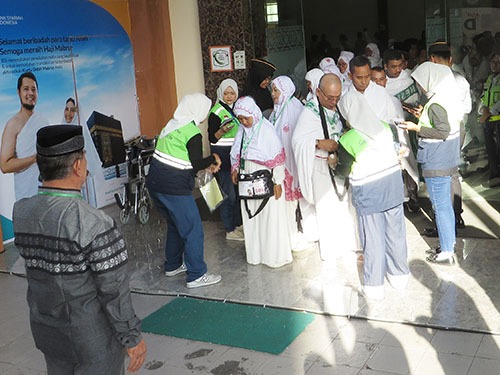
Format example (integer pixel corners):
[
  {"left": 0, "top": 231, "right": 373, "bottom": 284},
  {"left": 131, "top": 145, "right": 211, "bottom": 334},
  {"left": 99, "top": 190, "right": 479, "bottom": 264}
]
[
  {"left": 1, "top": 71, "right": 48, "bottom": 200},
  {"left": 292, "top": 73, "right": 357, "bottom": 262}
]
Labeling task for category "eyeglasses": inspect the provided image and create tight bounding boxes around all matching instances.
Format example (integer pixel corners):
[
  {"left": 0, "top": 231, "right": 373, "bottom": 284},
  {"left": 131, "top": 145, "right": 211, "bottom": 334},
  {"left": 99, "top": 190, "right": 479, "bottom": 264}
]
[{"left": 318, "top": 87, "right": 341, "bottom": 102}]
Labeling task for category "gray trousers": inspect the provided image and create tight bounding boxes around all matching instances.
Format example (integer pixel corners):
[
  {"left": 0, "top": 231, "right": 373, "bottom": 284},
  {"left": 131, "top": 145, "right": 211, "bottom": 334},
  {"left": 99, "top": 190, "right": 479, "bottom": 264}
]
[
  {"left": 358, "top": 204, "right": 409, "bottom": 286},
  {"left": 44, "top": 349, "right": 125, "bottom": 375}
]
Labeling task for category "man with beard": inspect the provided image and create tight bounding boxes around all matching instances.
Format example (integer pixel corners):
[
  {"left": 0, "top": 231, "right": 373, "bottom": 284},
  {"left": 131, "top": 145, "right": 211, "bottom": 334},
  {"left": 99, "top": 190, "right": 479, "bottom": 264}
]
[{"left": 0, "top": 72, "right": 48, "bottom": 200}]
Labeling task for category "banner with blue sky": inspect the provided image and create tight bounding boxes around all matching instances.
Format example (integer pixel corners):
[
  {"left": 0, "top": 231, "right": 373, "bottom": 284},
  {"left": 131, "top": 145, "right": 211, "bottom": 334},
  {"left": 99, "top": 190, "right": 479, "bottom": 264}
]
[{"left": 0, "top": 0, "right": 140, "bottom": 241}]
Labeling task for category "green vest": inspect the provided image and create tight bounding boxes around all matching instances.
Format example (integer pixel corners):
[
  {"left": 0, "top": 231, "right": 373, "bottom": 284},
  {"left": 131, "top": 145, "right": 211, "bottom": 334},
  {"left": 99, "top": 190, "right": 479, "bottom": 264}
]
[
  {"left": 154, "top": 122, "right": 200, "bottom": 169},
  {"left": 418, "top": 96, "right": 460, "bottom": 141},
  {"left": 339, "top": 123, "right": 399, "bottom": 185},
  {"left": 210, "top": 102, "right": 239, "bottom": 145},
  {"left": 339, "top": 128, "right": 369, "bottom": 161},
  {"left": 481, "top": 74, "right": 500, "bottom": 122}
]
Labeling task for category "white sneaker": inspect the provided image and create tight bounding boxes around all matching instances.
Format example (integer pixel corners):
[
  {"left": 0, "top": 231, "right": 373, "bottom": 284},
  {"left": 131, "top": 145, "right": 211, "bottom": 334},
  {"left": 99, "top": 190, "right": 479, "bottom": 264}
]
[
  {"left": 387, "top": 273, "right": 409, "bottom": 290},
  {"left": 226, "top": 230, "right": 244, "bottom": 241},
  {"left": 186, "top": 273, "right": 222, "bottom": 289},
  {"left": 235, "top": 225, "right": 244, "bottom": 234},
  {"left": 361, "top": 285, "right": 384, "bottom": 300},
  {"left": 165, "top": 263, "right": 187, "bottom": 277}
]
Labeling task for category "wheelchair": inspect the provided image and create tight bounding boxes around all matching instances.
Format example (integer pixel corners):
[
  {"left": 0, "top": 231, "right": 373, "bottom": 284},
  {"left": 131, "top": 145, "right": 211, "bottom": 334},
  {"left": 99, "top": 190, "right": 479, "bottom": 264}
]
[{"left": 114, "top": 136, "right": 156, "bottom": 224}]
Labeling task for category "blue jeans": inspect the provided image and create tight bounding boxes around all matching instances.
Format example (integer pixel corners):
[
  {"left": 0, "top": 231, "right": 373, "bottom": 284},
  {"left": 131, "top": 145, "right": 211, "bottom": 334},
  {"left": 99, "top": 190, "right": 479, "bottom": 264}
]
[
  {"left": 150, "top": 192, "right": 207, "bottom": 282},
  {"left": 217, "top": 170, "right": 242, "bottom": 232},
  {"left": 425, "top": 176, "right": 455, "bottom": 253}
]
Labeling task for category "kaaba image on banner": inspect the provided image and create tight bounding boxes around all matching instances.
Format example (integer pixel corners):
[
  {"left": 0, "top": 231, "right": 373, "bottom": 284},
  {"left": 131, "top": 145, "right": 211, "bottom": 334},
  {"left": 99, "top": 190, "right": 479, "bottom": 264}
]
[{"left": 87, "top": 111, "right": 126, "bottom": 168}]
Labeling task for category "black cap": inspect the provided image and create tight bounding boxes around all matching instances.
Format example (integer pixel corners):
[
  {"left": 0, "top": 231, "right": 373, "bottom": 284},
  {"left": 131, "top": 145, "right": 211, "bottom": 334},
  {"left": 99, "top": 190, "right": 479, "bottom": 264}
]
[
  {"left": 428, "top": 42, "right": 451, "bottom": 55},
  {"left": 37, "top": 125, "right": 84, "bottom": 157},
  {"left": 250, "top": 58, "right": 276, "bottom": 82}
]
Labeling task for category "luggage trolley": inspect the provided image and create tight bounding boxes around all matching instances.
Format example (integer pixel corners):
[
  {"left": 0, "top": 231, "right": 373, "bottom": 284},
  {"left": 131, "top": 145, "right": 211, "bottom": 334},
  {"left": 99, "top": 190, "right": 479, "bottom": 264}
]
[{"left": 114, "top": 136, "right": 156, "bottom": 224}]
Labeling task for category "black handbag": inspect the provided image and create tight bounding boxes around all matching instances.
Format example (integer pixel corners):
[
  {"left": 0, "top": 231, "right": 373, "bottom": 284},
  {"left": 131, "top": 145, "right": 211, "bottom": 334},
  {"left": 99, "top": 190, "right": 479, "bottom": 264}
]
[
  {"left": 238, "top": 133, "right": 275, "bottom": 219},
  {"left": 238, "top": 169, "right": 274, "bottom": 199}
]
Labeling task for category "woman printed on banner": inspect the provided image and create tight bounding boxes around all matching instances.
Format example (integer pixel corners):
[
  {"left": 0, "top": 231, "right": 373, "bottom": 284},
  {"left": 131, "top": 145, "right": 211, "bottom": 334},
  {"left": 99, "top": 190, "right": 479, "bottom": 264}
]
[
  {"left": 270, "top": 76, "right": 316, "bottom": 251},
  {"left": 208, "top": 79, "right": 243, "bottom": 241},
  {"left": 230, "top": 96, "right": 292, "bottom": 268},
  {"left": 62, "top": 97, "right": 104, "bottom": 207}
]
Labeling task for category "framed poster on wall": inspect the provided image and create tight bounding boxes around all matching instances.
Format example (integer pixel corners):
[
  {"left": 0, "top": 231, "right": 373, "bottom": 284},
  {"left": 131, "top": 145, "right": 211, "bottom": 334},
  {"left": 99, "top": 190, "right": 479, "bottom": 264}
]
[{"left": 209, "top": 46, "right": 233, "bottom": 72}]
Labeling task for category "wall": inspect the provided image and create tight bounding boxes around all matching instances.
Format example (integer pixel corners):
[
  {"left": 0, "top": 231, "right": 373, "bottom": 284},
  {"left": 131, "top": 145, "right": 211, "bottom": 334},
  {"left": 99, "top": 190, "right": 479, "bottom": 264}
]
[
  {"left": 169, "top": 0, "right": 206, "bottom": 99},
  {"left": 387, "top": 0, "right": 426, "bottom": 42},
  {"left": 197, "top": 0, "right": 256, "bottom": 100},
  {"left": 303, "top": 0, "right": 425, "bottom": 54},
  {"left": 303, "top": 0, "right": 379, "bottom": 53}
]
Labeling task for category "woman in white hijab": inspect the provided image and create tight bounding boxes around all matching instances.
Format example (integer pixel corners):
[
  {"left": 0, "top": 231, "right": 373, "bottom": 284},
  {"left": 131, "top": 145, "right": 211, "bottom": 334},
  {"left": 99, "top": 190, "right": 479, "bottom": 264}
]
[
  {"left": 270, "top": 76, "right": 312, "bottom": 251},
  {"left": 403, "top": 62, "right": 461, "bottom": 265},
  {"left": 365, "top": 43, "right": 383, "bottom": 68},
  {"left": 319, "top": 57, "right": 342, "bottom": 78},
  {"left": 61, "top": 97, "right": 105, "bottom": 207},
  {"left": 207, "top": 79, "right": 243, "bottom": 241},
  {"left": 337, "top": 51, "right": 354, "bottom": 93},
  {"left": 304, "top": 68, "right": 324, "bottom": 102},
  {"left": 230, "top": 96, "right": 292, "bottom": 268},
  {"left": 147, "top": 93, "right": 222, "bottom": 288}
]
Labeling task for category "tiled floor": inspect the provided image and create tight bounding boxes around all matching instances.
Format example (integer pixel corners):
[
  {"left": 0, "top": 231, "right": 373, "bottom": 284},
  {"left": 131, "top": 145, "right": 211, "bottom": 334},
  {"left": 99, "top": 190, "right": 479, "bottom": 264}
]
[
  {"left": 0, "top": 168, "right": 499, "bottom": 374},
  {"left": 1, "top": 275, "right": 499, "bottom": 374}
]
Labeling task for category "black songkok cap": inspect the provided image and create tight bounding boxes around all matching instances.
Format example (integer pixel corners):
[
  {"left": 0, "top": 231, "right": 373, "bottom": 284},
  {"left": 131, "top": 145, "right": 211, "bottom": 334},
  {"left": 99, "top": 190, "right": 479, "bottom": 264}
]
[
  {"left": 37, "top": 125, "right": 84, "bottom": 157},
  {"left": 428, "top": 42, "right": 451, "bottom": 55},
  {"left": 250, "top": 58, "right": 277, "bottom": 83}
]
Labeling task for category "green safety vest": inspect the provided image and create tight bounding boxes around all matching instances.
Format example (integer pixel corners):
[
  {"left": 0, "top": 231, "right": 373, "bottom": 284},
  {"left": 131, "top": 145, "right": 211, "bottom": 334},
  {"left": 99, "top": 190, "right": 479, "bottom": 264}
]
[
  {"left": 418, "top": 96, "right": 460, "bottom": 142},
  {"left": 339, "top": 123, "right": 400, "bottom": 186},
  {"left": 481, "top": 74, "right": 500, "bottom": 122},
  {"left": 210, "top": 102, "right": 239, "bottom": 146},
  {"left": 153, "top": 122, "right": 201, "bottom": 169}
]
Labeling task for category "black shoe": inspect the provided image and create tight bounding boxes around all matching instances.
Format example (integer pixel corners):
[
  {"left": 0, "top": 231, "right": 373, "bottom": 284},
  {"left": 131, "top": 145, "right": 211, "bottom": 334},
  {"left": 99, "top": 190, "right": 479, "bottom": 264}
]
[
  {"left": 426, "top": 252, "right": 457, "bottom": 266},
  {"left": 422, "top": 227, "right": 438, "bottom": 237},
  {"left": 455, "top": 215, "right": 465, "bottom": 229},
  {"left": 404, "top": 201, "right": 421, "bottom": 213},
  {"left": 425, "top": 246, "right": 441, "bottom": 255}
]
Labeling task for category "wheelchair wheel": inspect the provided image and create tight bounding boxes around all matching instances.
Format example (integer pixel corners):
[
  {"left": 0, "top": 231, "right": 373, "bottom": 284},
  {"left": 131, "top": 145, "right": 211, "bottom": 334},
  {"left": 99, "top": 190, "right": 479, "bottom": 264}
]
[
  {"left": 138, "top": 204, "right": 150, "bottom": 225},
  {"left": 120, "top": 208, "right": 130, "bottom": 224}
]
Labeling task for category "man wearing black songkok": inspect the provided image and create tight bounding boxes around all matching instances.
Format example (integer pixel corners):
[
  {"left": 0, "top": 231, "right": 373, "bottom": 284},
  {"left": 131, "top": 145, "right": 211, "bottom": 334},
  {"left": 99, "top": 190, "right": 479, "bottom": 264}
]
[{"left": 13, "top": 125, "right": 147, "bottom": 374}]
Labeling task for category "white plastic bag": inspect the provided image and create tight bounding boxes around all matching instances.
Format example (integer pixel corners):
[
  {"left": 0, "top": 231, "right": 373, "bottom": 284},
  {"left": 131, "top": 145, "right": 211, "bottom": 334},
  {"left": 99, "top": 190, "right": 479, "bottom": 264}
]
[{"left": 195, "top": 170, "right": 226, "bottom": 213}]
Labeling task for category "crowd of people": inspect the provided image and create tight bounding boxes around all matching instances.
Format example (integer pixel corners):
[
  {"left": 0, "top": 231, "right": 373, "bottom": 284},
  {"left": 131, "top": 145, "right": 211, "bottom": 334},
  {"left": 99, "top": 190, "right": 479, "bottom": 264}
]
[
  {"left": 147, "top": 30, "right": 500, "bottom": 303},
  {"left": 2, "top": 27, "right": 500, "bottom": 374}
]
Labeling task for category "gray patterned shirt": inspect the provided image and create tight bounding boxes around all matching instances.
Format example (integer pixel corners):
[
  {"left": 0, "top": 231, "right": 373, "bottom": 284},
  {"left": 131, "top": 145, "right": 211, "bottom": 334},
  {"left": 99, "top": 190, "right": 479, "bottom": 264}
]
[{"left": 13, "top": 187, "right": 142, "bottom": 363}]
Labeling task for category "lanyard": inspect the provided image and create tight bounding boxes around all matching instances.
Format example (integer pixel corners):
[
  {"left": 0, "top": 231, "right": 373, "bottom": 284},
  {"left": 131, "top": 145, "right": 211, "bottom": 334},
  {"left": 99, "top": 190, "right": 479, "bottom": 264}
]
[
  {"left": 270, "top": 96, "right": 293, "bottom": 125},
  {"left": 241, "top": 118, "right": 263, "bottom": 158},
  {"left": 239, "top": 118, "right": 263, "bottom": 170},
  {"left": 38, "top": 190, "right": 82, "bottom": 199}
]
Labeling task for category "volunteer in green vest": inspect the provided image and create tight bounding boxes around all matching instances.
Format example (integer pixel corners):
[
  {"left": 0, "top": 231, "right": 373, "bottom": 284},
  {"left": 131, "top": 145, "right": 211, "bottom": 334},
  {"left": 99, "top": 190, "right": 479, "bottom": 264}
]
[
  {"left": 208, "top": 79, "right": 243, "bottom": 241},
  {"left": 146, "top": 93, "right": 222, "bottom": 289},
  {"left": 479, "top": 52, "right": 500, "bottom": 187},
  {"left": 336, "top": 89, "right": 409, "bottom": 301}
]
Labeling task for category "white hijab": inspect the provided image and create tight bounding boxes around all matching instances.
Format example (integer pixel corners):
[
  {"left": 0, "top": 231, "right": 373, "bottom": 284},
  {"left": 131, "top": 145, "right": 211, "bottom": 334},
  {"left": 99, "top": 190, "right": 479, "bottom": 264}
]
[
  {"left": 319, "top": 57, "right": 342, "bottom": 78},
  {"left": 216, "top": 78, "right": 239, "bottom": 105},
  {"left": 339, "top": 88, "right": 394, "bottom": 151},
  {"left": 230, "top": 96, "right": 284, "bottom": 169},
  {"left": 338, "top": 51, "right": 354, "bottom": 69},
  {"left": 305, "top": 68, "right": 324, "bottom": 101},
  {"left": 366, "top": 43, "right": 382, "bottom": 68},
  {"left": 270, "top": 76, "right": 304, "bottom": 198},
  {"left": 160, "top": 93, "right": 212, "bottom": 137},
  {"left": 411, "top": 62, "right": 461, "bottom": 125}
]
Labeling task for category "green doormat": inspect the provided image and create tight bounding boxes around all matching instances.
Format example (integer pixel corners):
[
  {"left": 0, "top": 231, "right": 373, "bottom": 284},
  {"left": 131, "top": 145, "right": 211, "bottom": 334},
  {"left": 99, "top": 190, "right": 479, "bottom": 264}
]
[{"left": 141, "top": 297, "right": 315, "bottom": 355}]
